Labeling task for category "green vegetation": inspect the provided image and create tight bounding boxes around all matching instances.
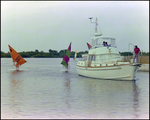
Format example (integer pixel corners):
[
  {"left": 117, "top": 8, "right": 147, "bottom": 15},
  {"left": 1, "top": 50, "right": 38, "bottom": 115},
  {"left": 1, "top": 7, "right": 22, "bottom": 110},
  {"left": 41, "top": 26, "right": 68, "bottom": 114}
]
[
  {"left": 1, "top": 50, "right": 149, "bottom": 58},
  {"left": 1, "top": 49, "right": 88, "bottom": 58}
]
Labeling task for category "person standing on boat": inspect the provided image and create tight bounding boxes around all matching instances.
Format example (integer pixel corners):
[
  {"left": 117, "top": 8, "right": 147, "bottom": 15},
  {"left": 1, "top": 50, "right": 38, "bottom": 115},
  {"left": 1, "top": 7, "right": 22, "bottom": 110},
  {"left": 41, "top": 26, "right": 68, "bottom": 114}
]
[
  {"left": 105, "top": 42, "right": 108, "bottom": 46},
  {"left": 102, "top": 41, "right": 106, "bottom": 46},
  {"left": 133, "top": 45, "right": 140, "bottom": 63}
]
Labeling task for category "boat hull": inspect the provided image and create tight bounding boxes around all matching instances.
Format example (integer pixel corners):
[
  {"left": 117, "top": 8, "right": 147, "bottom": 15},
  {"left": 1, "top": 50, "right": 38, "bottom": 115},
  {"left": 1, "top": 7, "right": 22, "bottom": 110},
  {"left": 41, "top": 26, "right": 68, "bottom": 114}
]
[{"left": 76, "top": 64, "right": 140, "bottom": 80}]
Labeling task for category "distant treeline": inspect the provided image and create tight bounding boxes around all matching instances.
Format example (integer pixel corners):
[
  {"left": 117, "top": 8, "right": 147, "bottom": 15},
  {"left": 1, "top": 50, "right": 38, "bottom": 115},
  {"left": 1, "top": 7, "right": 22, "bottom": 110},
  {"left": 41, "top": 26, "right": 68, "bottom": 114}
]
[
  {"left": 119, "top": 52, "right": 149, "bottom": 56},
  {"left": 1, "top": 49, "right": 149, "bottom": 58},
  {"left": 1, "top": 49, "right": 88, "bottom": 58}
]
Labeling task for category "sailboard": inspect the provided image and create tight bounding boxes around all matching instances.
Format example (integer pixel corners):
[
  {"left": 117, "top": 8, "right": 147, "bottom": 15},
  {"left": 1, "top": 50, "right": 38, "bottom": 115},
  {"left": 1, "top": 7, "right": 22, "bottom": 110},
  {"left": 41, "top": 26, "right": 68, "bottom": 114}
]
[
  {"left": 61, "top": 42, "right": 71, "bottom": 71},
  {"left": 87, "top": 42, "right": 92, "bottom": 50},
  {"left": 8, "top": 45, "right": 26, "bottom": 68},
  {"left": 73, "top": 51, "right": 77, "bottom": 60}
]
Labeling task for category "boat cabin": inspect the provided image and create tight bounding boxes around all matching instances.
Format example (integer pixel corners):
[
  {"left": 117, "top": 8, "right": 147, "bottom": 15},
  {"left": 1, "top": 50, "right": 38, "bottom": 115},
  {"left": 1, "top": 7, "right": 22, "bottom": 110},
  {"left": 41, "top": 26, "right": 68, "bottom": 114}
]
[
  {"left": 91, "top": 36, "right": 117, "bottom": 49},
  {"left": 78, "top": 36, "right": 125, "bottom": 67}
]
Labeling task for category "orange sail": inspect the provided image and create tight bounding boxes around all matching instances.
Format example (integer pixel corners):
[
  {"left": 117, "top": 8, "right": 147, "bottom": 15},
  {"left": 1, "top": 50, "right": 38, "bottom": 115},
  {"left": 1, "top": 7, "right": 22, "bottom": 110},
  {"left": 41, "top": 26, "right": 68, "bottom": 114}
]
[{"left": 8, "top": 45, "right": 26, "bottom": 67}]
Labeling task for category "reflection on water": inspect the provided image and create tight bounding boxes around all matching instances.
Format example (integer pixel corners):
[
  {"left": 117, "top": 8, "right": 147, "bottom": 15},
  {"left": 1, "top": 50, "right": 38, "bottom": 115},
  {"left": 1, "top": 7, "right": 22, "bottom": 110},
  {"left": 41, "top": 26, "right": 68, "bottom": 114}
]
[
  {"left": 63, "top": 73, "right": 71, "bottom": 117},
  {"left": 11, "top": 69, "right": 25, "bottom": 75},
  {"left": 82, "top": 79, "right": 132, "bottom": 118},
  {"left": 60, "top": 73, "right": 143, "bottom": 119},
  {"left": 9, "top": 70, "right": 24, "bottom": 118},
  {"left": 132, "top": 81, "right": 140, "bottom": 118},
  {"left": 1, "top": 58, "right": 149, "bottom": 119}
]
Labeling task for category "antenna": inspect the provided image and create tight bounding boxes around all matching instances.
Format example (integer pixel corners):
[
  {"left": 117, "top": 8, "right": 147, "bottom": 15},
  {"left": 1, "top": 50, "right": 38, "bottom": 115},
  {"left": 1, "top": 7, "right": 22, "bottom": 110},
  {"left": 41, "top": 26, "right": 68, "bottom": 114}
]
[
  {"left": 128, "top": 43, "right": 135, "bottom": 59},
  {"left": 89, "top": 17, "right": 93, "bottom": 23},
  {"left": 89, "top": 17, "right": 98, "bottom": 33}
]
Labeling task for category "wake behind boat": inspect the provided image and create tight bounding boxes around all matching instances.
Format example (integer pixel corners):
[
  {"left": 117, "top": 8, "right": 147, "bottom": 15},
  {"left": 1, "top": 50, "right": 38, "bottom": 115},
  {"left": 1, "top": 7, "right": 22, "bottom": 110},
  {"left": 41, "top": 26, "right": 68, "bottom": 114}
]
[{"left": 76, "top": 17, "right": 141, "bottom": 80}]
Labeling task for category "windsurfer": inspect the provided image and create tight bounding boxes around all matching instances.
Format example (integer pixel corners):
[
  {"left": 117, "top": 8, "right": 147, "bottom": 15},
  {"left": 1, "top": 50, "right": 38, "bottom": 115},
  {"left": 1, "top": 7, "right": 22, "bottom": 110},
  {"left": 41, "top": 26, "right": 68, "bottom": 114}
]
[
  {"left": 65, "top": 66, "right": 68, "bottom": 71},
  {"left": 61, "top": 42, "right": 71, "bottom": 71},
  {"left": 8, "top": 45, "right": 26, "bottom": 69}
]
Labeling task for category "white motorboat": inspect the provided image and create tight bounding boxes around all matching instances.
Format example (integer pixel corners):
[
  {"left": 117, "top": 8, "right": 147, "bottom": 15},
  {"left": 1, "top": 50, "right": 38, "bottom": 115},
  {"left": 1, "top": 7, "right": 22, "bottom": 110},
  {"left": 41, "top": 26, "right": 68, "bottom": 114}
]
[{"left": 76, "top": 17, "right": 141, "bottom": 80}]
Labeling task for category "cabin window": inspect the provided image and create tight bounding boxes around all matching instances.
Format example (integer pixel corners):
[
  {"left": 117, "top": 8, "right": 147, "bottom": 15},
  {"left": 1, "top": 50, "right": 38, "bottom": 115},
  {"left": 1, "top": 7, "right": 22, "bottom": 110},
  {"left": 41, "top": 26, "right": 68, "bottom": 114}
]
[
  {"left": 88, "top": 55, "right": 92, "bottom": 61},
  {"left": 92, "top": 55, "right": 95, "bottom": 61},
  {"left": 96, "top": 39, "right": 98, "bottom": 45},
  {"left": 88, "top": 55, "right": 96, "bottom": 61}
]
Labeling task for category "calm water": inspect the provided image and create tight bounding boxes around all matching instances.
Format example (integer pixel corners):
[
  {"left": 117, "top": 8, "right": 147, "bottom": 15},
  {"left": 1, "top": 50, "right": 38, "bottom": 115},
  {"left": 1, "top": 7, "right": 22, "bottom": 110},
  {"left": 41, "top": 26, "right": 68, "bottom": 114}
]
[{"left": 1, "top": 58, "right": 149, "bottom": 119}]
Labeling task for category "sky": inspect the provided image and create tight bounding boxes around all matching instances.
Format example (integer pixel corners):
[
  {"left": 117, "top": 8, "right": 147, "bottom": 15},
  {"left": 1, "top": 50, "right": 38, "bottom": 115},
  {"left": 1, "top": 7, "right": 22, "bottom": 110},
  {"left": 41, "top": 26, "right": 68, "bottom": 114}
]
[{"left": 1, "top": 1, "right": 149, "bottom": 53}]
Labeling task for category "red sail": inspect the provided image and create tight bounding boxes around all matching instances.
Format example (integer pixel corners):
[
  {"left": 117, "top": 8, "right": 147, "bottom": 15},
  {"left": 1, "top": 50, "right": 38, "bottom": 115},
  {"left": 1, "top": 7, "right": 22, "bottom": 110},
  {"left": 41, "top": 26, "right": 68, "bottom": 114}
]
[{"left": 87, "top": 43, "right": 92, "bottom": 49}]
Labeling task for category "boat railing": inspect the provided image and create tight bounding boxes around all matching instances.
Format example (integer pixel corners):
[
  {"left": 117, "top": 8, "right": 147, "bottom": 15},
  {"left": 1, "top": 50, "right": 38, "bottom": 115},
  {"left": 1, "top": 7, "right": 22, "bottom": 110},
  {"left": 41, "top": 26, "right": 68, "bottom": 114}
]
[
  {"left": 91, "top": 44, "right": 117, "bottom": 48},
  {"left": 78, "top": 58, "right": 130, "bottom": 67},
  {"left": 79, "top": 56, "right": 123, "bottom": 62},
  {"left": 91, "top": 37, "right": 117, "bottom": 48},
  {"left": 89, "top": 56, "right": 124, "bottom": 65}
]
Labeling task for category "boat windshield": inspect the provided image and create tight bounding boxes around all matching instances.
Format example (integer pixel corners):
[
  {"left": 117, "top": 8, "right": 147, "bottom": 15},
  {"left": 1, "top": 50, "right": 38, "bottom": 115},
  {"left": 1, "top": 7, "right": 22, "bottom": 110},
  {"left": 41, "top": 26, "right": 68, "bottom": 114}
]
[{"left": 91, "top": 36, "right": 117, "bottom": 48}]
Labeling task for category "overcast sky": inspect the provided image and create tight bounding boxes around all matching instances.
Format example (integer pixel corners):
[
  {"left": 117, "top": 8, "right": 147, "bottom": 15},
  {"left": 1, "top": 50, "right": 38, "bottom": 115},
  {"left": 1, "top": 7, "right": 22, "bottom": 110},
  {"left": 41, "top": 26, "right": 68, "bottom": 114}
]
[{"left": 1, "top": 1, "right": 149, "bottom": 53}]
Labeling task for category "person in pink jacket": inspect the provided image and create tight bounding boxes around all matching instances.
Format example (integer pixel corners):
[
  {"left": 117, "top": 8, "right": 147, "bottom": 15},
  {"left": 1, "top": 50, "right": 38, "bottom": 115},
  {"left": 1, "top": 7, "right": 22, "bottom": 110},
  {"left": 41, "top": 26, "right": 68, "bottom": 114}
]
[{"left": 133, "top": 45, "right": 140, "bottom": 63}]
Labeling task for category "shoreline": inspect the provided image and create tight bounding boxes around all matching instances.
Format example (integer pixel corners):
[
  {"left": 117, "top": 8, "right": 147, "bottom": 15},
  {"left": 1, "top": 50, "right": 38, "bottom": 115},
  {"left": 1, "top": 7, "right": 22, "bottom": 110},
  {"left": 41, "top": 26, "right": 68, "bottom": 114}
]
[{"left": 1, "top": 57, "right": 149, "bottom": 71}]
